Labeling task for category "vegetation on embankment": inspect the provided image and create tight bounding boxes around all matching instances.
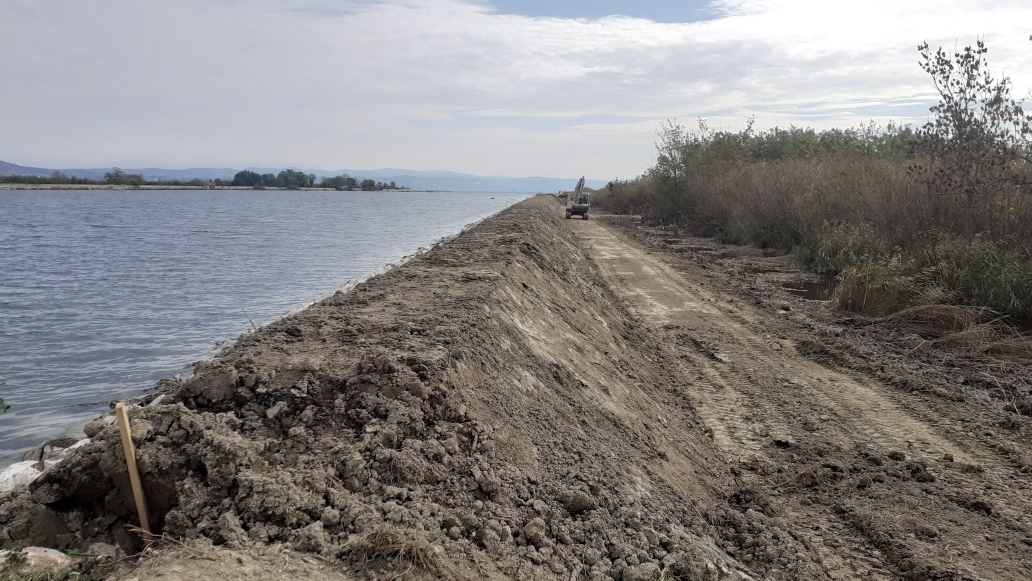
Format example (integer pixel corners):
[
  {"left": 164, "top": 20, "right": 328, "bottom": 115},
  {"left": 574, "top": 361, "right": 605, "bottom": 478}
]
[{"left": 595, "top": 40, "right": 1032, "bottom": 318}]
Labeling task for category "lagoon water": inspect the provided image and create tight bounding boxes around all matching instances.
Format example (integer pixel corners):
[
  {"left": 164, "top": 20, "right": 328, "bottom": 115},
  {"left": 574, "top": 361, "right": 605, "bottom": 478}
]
[{"left": 0, "top": 189, "right": 530, "bottom": 465}]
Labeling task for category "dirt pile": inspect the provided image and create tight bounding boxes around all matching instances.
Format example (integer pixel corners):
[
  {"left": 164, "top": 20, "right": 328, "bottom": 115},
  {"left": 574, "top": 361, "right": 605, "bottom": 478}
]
[{"left": 0, "top": 197, "right": 778, "bottom": 580}]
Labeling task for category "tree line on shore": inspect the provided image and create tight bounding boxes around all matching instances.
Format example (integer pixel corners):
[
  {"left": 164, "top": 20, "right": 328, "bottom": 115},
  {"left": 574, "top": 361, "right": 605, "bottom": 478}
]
[
  {"left": 229, "top": 170, "right": 401, "bottom": 191},
  {"left": 595, "top": 39, "right": 1032, "bottom": 319},
  {"left": 0, "top": 167, "right": 198, "bottom": 186},
  {"left": 0, "top": 168, "right": 406, "bottom": 191}
]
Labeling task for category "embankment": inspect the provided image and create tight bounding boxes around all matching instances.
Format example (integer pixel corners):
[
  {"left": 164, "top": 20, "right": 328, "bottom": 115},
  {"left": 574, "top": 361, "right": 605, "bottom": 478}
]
[
  {"left": 7, "top": 195, "right": 1032, "bottom": 580},
  {"left": 0, "top": 196, "right": 766, "bottom": 580}
]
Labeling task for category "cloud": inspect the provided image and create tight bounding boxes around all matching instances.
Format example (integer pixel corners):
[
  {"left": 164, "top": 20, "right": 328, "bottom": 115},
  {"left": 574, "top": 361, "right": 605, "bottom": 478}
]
[{"left": 2, "top": 0, "right": 1031, "bottom": 178}]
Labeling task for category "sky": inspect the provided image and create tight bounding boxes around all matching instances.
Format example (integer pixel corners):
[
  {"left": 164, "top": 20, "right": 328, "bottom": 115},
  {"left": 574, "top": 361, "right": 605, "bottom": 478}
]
[{"left": 3, "top": 0, "right": 1032, "bottom": 179}]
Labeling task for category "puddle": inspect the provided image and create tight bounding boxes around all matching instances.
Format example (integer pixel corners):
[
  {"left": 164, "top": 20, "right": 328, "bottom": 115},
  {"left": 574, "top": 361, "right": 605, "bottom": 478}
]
[{"left": 782, "top": 278, "right": 836, "bottom": 301}]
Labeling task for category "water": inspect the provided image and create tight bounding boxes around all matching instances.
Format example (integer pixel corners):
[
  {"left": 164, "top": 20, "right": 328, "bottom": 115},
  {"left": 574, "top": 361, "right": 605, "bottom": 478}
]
[
  {"left": 781, "top": 278, "right": 836, "bottom": 301},
  {"left": 0, "top": 189, "right": 529, "bottom": 465}
]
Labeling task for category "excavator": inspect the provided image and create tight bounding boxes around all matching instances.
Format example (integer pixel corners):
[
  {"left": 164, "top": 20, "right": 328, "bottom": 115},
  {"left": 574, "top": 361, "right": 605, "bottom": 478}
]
[{"left": 565, "top": 176, "right": 590, "bottom": 220}]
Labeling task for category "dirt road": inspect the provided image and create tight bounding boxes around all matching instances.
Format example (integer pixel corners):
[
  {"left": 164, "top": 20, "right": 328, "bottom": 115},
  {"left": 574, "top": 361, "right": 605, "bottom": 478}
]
[{"left": 569, "top": 216, "right": 1032, "bottom": 580}]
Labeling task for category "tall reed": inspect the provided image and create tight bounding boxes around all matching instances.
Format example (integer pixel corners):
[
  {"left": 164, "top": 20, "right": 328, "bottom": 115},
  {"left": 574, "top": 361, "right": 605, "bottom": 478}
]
[{"left": 594, "top": 128, "right": 1032, "bottom": 317}]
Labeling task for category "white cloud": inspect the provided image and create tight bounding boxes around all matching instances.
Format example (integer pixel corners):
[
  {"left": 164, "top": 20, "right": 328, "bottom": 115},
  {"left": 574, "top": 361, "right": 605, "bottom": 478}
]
[{"left": 2, "top": 0, "right": 1031, "bottom": 178}]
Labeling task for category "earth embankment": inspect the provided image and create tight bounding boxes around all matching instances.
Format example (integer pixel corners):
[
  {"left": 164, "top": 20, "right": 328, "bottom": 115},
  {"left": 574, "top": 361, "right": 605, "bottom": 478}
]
[{"left": 2, "top": 195, "right": 1031, "bottom": 580}]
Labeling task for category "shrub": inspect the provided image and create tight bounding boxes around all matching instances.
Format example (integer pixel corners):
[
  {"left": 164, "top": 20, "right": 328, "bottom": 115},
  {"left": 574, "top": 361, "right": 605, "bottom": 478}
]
[
  {"left": 796, "top": 222, "right": 890, "bottom": 275},
  {"left": 916, "top": 235, "right": 1032, "bottom": 317},
  {"left": 916, "top": 39, "right": 1032, "bottom": 241},
  {"left": 835, "top": 235, "right": 1032, "bottom": 317},
  {"left": 834, "top": 257, "right": 926, "bottom": 316},
  {"left": 608, "top": 39, "right": 1032, "bottom": 318},
  {"left": 592, "top": 179, "right": 654, "bottom": 217}
]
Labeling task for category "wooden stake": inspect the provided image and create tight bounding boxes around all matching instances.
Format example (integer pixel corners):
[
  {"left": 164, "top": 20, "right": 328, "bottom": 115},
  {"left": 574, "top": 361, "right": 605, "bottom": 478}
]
[{"left": 114, "top": 403, "right": 151, "bottom": 534}]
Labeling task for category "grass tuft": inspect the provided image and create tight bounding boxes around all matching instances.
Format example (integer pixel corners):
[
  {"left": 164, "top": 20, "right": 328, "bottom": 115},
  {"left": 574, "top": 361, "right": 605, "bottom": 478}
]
[
  {"left": 339, "top": 524, "right": 462, "bottom": 580},
  {"left": 888, "top": 305, "right": 985, "bottom": 336},
  {"left": 832, "top": 235, "right": 1032, "bottom": 318},
  {"left": 796, "top": 222, "right": 890, "bottom": 275}
]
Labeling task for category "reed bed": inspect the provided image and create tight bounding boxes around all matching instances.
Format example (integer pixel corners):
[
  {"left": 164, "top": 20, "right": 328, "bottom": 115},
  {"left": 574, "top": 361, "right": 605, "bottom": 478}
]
[{"left": 596, "top": 130, "right": 1032, "bottom": 319}]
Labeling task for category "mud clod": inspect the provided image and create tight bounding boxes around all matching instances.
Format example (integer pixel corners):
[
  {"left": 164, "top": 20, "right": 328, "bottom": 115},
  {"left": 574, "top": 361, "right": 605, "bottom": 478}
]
[
  {"left": 561, "top": 491, "right": 595, "bottom": 514},
  {"left": 621, "top": 562, "right": 661, "bottom": 581}
]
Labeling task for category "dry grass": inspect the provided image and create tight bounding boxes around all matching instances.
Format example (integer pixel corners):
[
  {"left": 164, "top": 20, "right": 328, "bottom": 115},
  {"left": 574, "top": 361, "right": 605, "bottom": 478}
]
[
  {"left": 339, "top": 524, "right": 463, "bottom": 581},
  {"left": 939, "top": 322, "right": 1032, "bottom": 360},
  {"left": 833, "top": 259, "right": 923, "bottom": 317},
  {"left": 888, "top": 305, "right": 986, "bottom": 336},
  {"left": 382, "top": 447, "right": 433, "bottom": 485},
  {"left": 871, "top": 305, "right": 1032, "bottom": 360}
]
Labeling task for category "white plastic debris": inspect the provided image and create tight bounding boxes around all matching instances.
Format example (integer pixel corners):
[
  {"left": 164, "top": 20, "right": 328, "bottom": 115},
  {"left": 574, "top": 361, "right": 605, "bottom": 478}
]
[
  {"left": 0, "top": 461, "right": 42, "bottom": 494},
  {"left": 0, "top": 546, "right": 74, "bottom": 569},
  {"left": 22, "top": 547, "right": 73, "bottom": 568},
  {"left": 1, "top": 438, "right": 91, "bottom": 495}
]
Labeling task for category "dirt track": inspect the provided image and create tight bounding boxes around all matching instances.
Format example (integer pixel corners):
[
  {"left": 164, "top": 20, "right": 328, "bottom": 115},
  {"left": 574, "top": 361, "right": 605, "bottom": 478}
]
[
  {"left": 571, "top": 216, "right": 1032, "bottom": 580},
  {"left": 2, "top": 196, "right": 1031, "bottom": 580}
]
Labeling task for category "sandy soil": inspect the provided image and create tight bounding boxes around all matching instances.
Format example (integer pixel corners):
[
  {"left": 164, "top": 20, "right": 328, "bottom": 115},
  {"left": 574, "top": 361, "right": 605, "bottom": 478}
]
[
  {"left": 2, "top": 196, "right": 1030, "bottom": 580},
  {"left": 585, "top": 217, "right": 1032, "bottom": 580}
]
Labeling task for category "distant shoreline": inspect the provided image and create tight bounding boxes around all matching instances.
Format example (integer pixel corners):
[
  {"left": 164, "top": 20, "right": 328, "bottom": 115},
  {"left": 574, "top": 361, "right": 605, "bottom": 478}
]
[{"left": 0, "top": 184, "right": 444, "bottom": 192}]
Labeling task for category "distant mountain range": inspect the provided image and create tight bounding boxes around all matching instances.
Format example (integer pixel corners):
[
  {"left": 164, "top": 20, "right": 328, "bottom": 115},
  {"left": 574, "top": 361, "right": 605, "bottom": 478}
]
[{"left": 0, "top": 160, "right": 607, "bottom": 193}]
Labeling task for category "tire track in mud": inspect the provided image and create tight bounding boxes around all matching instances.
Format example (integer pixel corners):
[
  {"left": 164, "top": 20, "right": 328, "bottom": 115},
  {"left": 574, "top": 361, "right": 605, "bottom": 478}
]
[
  {"left": 573, "top": 223, "right": 899, "bottom": 579},
  {"left": 569, "top": 218, "right": 1032, "bottom": 580},
  {"left": 572, "top": 221, "right": 967, "bottom": 466}
]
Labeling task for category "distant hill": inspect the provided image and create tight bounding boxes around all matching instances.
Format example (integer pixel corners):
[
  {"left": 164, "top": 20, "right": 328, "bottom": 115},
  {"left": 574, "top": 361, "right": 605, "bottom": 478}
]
[
  {"left": 0, "top": 160, "right": 607, "bottom": 192},
  {"left": 0, "top": 160, "right": 53, "bottom": 176}
]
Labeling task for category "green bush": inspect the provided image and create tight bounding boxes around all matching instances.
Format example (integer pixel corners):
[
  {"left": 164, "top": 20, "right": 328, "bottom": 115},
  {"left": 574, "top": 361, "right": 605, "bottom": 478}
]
[
  {"left": 796, "top": 222, "right": 890, "bottom": 275},
  {"left": 835, "top": 257, "right": 931, "bottom": 316},
  {"left": 916, "top": 235, "right": 1032, "bottom": 317},
  {"left": 835, "top": 235, "right": 1032, "bottom": 317}
]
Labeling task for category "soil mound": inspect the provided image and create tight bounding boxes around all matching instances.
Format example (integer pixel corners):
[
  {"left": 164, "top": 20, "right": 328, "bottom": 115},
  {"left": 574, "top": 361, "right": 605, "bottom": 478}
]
[{"left": 0, "top": 197, "right": 773, "bottom": 580}]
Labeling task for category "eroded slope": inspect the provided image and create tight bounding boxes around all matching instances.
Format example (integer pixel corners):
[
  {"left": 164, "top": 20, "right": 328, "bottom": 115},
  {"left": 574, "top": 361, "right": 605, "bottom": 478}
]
[{"left": 2, "top": 197, "right": 787, "bottom": 580}]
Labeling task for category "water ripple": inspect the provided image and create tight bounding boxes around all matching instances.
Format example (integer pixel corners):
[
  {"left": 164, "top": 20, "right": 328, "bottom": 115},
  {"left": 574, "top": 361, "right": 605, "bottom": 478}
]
[{"left": 0, "top": 189, "right": 528, "bottom": 464}]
